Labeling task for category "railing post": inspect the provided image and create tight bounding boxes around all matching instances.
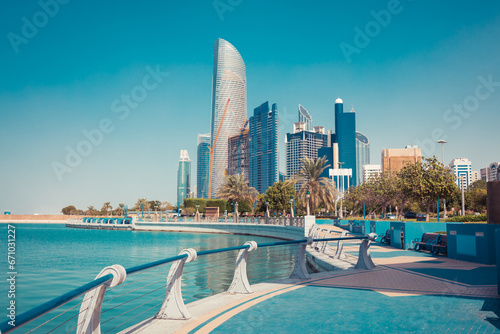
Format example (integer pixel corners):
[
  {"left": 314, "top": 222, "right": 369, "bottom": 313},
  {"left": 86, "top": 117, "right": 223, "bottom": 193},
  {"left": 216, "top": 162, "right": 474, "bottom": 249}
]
[
  {"left": 289, "top": 237, "right": 313, "bottom": 279},
  {"left": 333, "top": 231, "right": 348, "bottom": 260},
  {"left": 156, "top": 248, "right": 197, "bottom": 320},
  {"left": 355, "top": 233, "right": 377, "bottom": 270},
  {"left": 320, "top": 230, "right": 333, "bottom": 253},
  {"left": 77, "top": 265, "right": 127, "bottom": 334},
  {"left": 227, "top": 241, "right": 258, "bottom": 294}
]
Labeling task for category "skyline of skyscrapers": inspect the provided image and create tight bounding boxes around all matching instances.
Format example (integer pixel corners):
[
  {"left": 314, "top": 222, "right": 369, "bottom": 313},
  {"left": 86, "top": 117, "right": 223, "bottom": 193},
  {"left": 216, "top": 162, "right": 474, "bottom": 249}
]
[
  {"left": 177, "top": 150, "right": 191, "bottom": 207},
  {"left": 209, "top": 38, "right": 247, "bottom": 198},
  {"left": 196, "top": 133, "right": 211, "bottom": 199},
  {"left": 249, "top": 101, "right": 279, "bottom": 194}
]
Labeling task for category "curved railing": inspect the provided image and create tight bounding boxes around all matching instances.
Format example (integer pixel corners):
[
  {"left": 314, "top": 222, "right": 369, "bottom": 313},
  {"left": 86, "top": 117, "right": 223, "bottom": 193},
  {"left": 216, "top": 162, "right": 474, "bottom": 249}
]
[{"left": 0, "top": 233, "right": 376, "bottom": 334}]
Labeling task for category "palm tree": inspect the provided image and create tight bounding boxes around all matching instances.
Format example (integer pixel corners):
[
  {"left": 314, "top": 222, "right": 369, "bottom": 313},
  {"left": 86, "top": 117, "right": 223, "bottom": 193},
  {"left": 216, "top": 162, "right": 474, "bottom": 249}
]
[
  {"left": 102, "top": 202, "right": 112, "bottom": 216},
  {"left": 289, "top": 156, "right": 338, "bottom": 213},
  {"left": 216, "top": 173, "right": 258, "bottom": 207}
]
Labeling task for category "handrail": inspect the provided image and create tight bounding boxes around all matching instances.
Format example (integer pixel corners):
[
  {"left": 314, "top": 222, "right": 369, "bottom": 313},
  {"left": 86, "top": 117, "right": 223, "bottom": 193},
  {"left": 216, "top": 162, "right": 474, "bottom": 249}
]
[
  {"left": 1, "top": 234, "right": 373, "bottom": 333},
  {"left": 127, "top": 254, "right": 188, "bottom": 275},
  {"left": 0, "top": 274, "right": 113, "bottom": 333}
]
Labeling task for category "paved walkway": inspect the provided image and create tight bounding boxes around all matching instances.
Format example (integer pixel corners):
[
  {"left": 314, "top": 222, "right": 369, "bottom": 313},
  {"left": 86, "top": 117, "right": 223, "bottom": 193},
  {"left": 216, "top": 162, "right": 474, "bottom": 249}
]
[{"left": 123, "top": 225, "right": 500, "bottom": 333}]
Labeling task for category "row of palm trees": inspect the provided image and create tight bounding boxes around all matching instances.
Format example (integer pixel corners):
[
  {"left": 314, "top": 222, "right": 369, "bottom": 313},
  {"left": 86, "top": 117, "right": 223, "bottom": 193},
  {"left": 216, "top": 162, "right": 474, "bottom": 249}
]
[{"left": 216, "top": 156, "right": 339, "bottom": 214}]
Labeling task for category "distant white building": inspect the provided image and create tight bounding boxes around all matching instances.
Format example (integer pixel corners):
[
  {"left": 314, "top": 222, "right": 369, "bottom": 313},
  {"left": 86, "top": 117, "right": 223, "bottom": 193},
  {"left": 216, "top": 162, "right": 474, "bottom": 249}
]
[
  {"left": 471, "top": 171, "right": 479, "bottom": 184},
  {"left": 362, "top": 164, "right": 381, "bottom": 183},
  {"left": 449, "top": 158, "right": 472, "bottom": 190}
]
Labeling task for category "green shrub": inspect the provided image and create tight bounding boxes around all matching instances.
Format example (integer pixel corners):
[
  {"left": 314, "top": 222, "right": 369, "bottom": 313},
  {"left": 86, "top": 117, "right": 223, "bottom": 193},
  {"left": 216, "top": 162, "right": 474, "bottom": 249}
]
[
  {"left": 446, "top": 214, "right": 487, "bottom": 222},
  {"left": 183, "top": 198, "right": 227, "bottom": 214}
]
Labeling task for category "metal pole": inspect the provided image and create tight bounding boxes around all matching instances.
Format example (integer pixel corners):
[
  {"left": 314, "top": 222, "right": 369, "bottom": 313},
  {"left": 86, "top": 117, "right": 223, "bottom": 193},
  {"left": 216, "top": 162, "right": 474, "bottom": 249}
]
[
  {"left": 437, "top": 197, "right": 440, "bottom": 222},
  {"left": 461, "top": 176, "right": 465, "bottom": 216},
  {"left": 363, "top": 202, "right": 366, "bottom": 220}
]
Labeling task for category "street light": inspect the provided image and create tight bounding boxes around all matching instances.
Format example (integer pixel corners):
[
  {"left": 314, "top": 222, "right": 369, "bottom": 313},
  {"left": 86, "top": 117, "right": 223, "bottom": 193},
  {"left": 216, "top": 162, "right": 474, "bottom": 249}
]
[
  {"left": 195, "top": 203, "right": 200, "bottom": 222},
  {"left": 306, "top": 191, "right": 311, "bottom": 216},
  {"left": 265, "top": 201, "right": 269, "bottom": 218},
  {"left": 437, "top": 139, "right": 448, "bottom": 218},
  {"left": 338, "top": 162, "right": 345, "bottom": 219},
  {"left": 290, "top": 196, "right": 295, "bottom": 217},
  {"left": 460, "top": 175, "right": 465, "bottom": 216}
]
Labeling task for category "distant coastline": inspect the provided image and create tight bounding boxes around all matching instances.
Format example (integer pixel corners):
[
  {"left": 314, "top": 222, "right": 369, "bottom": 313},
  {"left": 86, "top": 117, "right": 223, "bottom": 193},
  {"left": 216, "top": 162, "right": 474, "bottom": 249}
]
[{"left": 0, "top": 214, "right": 82, "bottom": 224}]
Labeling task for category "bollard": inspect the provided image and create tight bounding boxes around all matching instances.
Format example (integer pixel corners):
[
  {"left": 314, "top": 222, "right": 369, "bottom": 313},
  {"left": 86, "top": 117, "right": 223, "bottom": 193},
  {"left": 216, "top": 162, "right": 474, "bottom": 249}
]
[
  {"left": 77, "top": 265, "right": 127, "bottom": 334},
  {"left": 289, "top": 237, "right": 313, "bottom": 279},
  {"left": 355, "top": 233, "right": 377, "bottom": 270},
  {"left": 227, "top": 241, "right": 258, "bottom": 294},
  {"left": 156, "top": 248, "right": 197, "bottom": 320}
]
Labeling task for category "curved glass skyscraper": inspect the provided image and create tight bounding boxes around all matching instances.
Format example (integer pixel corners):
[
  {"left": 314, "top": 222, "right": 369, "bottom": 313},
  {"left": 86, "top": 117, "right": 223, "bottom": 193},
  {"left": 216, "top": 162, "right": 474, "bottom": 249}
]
[
  {"left": 356, "top": 131, "right": 370, "bottom": 185},
  {"left": 210, "top": 38, "right": 247, "bottom": 198}
]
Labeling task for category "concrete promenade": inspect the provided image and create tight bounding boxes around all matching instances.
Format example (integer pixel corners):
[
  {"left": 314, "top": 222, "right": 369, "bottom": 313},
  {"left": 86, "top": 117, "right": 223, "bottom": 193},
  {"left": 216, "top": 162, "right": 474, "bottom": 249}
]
[{"left": 122, "top": 225, "right": 500, "bottom": 333}]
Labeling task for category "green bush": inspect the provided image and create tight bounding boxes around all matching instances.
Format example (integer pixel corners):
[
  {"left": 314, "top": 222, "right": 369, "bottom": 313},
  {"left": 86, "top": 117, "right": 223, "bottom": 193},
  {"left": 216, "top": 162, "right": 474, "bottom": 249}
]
[
  {"left": 183, "top": 198, "right": 227, "bottom": 214},
  {"left": 446, "top": 214, "right": 487, "bottom": 222}
]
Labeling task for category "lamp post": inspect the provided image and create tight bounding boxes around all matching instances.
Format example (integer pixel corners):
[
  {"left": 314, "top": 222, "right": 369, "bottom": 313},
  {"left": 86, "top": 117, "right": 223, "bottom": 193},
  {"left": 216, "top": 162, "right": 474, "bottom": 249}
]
[
  {"left": 290, "top": 196, "right": 295, "bottom": 217},
  {"left": 437, "top": 139, "right": 448, "bottom": 218},
  {"left": 195, "top": 203, "right": 200, "bottom": 222},
  {"left": 460, "top": 175, "right": 465, "bottom": 216},
  {"left": 306, "top": 191, "right": 311, "bottom": 216},
  {"left": 338, "top": 162, "right": 345, "bottom": 219}
]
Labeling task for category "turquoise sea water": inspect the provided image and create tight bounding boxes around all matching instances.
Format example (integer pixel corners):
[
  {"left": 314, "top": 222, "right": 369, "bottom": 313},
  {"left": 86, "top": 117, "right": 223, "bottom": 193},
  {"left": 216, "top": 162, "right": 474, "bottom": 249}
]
[{"left": 0, "top": 224, "right": 297, "bottom": 333}]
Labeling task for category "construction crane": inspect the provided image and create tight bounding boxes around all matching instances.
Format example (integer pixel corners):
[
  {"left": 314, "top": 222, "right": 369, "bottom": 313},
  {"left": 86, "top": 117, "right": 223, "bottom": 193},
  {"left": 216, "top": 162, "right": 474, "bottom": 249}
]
[{"left": 208, "top": 98, "right": 231, "bottom": 199}]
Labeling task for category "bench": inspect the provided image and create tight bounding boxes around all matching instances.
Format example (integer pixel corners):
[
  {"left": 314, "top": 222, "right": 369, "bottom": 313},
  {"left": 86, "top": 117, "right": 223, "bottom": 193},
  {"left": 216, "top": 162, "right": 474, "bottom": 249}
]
[
  {"left": 433, "top": 234, "right": 447, "bottom": 254},
  {"left": 414, "top": 233, "right": 445, "bottom": 254},
  {"left": 380, "top": 229, "right": 391, "bottom": 244}
]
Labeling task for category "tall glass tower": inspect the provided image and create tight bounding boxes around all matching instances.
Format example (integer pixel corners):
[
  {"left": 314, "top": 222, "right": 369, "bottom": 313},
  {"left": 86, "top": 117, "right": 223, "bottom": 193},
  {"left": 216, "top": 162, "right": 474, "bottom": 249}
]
[
  {"left": 356, "top": 131, "right": 370, "bottom": 185},
  {"left": 249, "top": 102, "right": 279, "bottom": 194},
  {"left": 298, "top": 104, "right": 313, "bottom": 131},
  {"left": 197, "top": 133, "right": 210, "bottom": 198},
  {"left": 177, "top": 150, "right": 191, "bottom": 207},
  {"left": 334, "top": 98, "right": 357, "bottom": 187},
  {"left": 210, "top": 38, "right": 247, "bottom": 198}
]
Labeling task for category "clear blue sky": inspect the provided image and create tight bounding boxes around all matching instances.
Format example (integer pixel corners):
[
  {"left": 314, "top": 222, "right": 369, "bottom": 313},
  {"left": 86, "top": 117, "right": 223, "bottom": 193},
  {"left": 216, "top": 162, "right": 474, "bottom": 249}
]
[{"left": 1, "top": 0, "right": 499, "bottom": 214}]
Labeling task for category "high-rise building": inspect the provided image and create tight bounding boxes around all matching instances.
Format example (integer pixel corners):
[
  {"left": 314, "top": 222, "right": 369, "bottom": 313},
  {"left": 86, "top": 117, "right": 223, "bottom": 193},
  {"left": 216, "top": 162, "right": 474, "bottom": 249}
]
[
  {"left": 356, "top": 131, "right": 370, "bottom": 185},
  {"left": 249, "top": 102, "right": 279, "bottom": 194},
  {"left": 481, "top": 162, "right": 500, "bottom": 182},
  {"left": 197, "top": 133, "right": 211, "bottom": 198},
  {"left": 177, "top": 150, "right": 191, "bottom": 207},
  {"left": 449, "top": 158, "right": 472, "bottom": 189},
  {"left": 209, "top": 38, "right": 246, "bottom": 198},
  {"left": 298, "top": 104, "right": 313, "bottom": 131},
  {"left": 228, "top": 129, "right": 249, "bottom": 182},
  {"left": 334, "top": 98, "right": 357, "bottom": 186},
  {"left": 381, "top": 145, "right": 422, "bottom": 174},
  {"left": 363, "top": 164, "right": 381, "bottom": 182},
  {"left": 285, "top": 124, "right": 328, "bottom": 181},
  {"left": 249, "top": 101, "right": 279, "bottom": 193}
]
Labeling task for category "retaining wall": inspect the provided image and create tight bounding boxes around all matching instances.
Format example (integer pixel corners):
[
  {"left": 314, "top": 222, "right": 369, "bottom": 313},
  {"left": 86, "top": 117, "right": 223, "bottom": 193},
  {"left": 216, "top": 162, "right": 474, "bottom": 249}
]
[{"left": 133, "top": 222, "right": 305, "bottom": 240}]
